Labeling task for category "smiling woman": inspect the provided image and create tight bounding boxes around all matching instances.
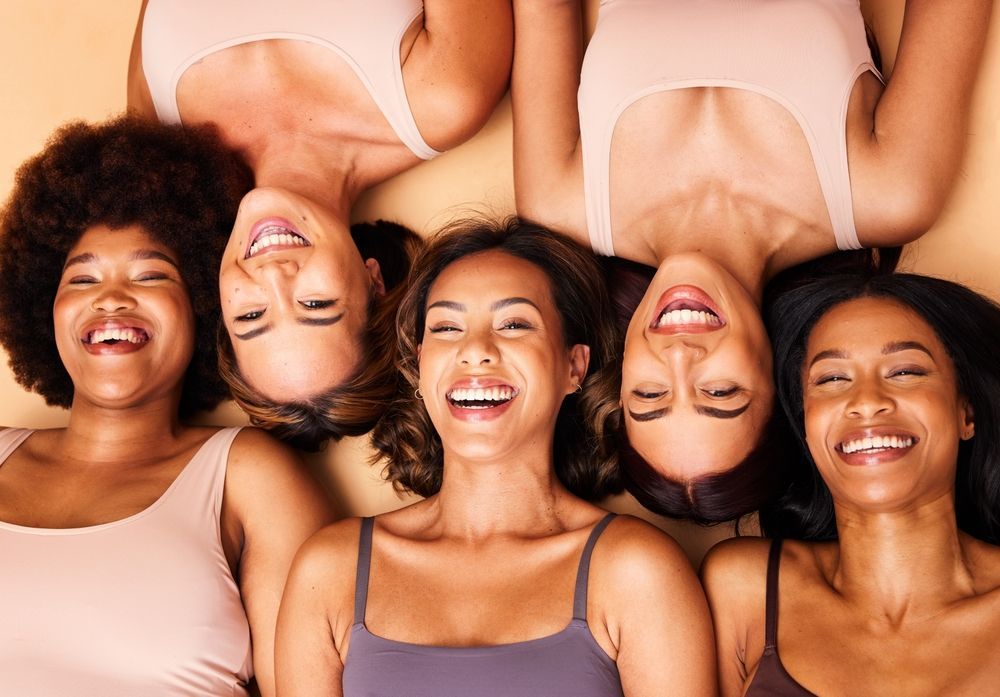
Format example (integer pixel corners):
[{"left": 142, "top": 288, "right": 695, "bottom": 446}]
[
  {"left": 0, "top": 116, "right": 331, "bottom": 697},
  {"left": 701, "top": 272, "right": 1000, "bottom": 696}
]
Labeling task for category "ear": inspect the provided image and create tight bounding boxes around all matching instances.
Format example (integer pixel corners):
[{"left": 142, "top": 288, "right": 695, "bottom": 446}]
[
  {"left": 416, "top": 344, "right": 422, "bottom": 363},
  {"left": 960, "top": 398, "right": 975, "bottom": 440},
  {"left": 566, "top": 344, "right": 591, "bottom": 394},
  {"left": 365, "top": 258, "right": 386, "bottom": 297}
]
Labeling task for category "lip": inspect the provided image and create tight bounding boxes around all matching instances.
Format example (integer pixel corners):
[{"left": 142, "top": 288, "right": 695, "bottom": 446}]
[
  {"left": 834, "top": 427, "right": 919, "bottom": 466},
  {"left": 79, "top": 317, "right": 152, "bottom": 356},
  {"left": 648, "top": 285, "right": 726, "bottom": 335},
  {"left": 444, "top": 377, "right": 519, "bottom": 423},
  {"left": 244, "top": 217, "right": 312, "bottom": 259}
]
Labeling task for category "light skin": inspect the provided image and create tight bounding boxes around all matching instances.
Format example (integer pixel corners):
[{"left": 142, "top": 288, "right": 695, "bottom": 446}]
[
  {"left": 702, "top": 297, "right": 1000, "bottom": 696},
  {"left": 511, "top": 0, "right": 991, "bottom": 483},
  {"left": 0, "top": 226, "right": 333, "bottom": 697},
  {"left": 128, "top": 0, "right": 514, "bottom": 402},
  {"left": 275, "top": 250, "right": 717, "bottom": 696}
]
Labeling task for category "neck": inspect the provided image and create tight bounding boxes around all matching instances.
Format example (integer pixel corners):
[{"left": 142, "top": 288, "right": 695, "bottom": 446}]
[
  {"left": 650, "top": 236, "right": 768, "bottom": 306},
  {"left": 430, "top": 443, "right": 576, "bottom": 540},
  {"left": 248, "top": 134, "right": 356, "bottom": 221},
  {"left": 830, "top": 493, "right": 976, "bottom": 622},
  {"left": 58, "top": 395, "right": 186, "bottom": 465}
]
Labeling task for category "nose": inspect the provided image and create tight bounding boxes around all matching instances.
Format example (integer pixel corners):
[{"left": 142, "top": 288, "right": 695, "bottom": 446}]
[
  {"left": 252, "top": 256, "right": 300, "bottom": 279},
  {"left": 457, "top": 328, "right": 500, "bottom": 366},
  {"left": 845, "top": 377, "right": 895, "bottom": 420},
  {"left": 660, "top": 339, "right": 707, "bottom": 363},
  {"left": 91, "top": 282, "right": 137, "bottom": 313}
]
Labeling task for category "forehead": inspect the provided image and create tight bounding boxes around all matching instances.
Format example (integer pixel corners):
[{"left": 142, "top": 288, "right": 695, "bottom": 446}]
[
  {"left": 67, "top": 224, "right": 173, "bottom": 259},
  {"left": 427, "top": 250, "right": 555, "bottom": 304},
  {"left": 807, "top": 296, "right": 945, "bottom": 356}
]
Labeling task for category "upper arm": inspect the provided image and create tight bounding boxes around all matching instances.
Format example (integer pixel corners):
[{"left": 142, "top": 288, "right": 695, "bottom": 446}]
[
  {"left": 405, "top": 1, "right": 513, "bottom": 149},
  {"left": 852, "top": 0, "right": 993, "bottom": 245},
  {"left": 226, "top": 429, "right": 336, "bottom": 697},
  {"left": 511, "top": 0, "right": 587, "bottom": 235},
  {"left": 594, "top": 517, "right": 717, "bottom": 697},
  {"left": 700, "top": 538, "right": 770, "bottom": 697},
  {"left": 126, "top": 0, "right": 158, "bottom": 119},
  {"left": 275, "top": 521, "right": 361, "bottom": 697}
]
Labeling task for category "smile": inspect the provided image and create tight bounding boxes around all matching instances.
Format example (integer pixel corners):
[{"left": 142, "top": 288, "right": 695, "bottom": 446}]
[
  {"left": 650, "top": 285, "right": 726, "bottom": 335},
  {"left": 447, "top": 386, "right": 518, "bottom": 409},
  {"left": 245, "top": 217, "right": 311, "bottom": 259},
  {"left": 84, "top": 327, "right": 149, "bottom": 345},
  {"left": 838, "top": 434, "right": 915, "bottom": 455},
  {"left": 80, "top": 320, "right": 152, "bottom": 356}
]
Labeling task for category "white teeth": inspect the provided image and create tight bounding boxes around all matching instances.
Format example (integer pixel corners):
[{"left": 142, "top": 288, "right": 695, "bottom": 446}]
[
  {"left": 447, "top": 386, "right": 516, "bottom": 406},
  {"left": 841, "top": 436, "right": 914, "bottom": 454},
  {"left": 248, "top": 227, "right": 308, "bottom": 257},
  {"left": 656, "top": 308, "right": 721, "bottom": 328},
  {"left": 87, "top": 327, "right": 147, "bottom": 344}
]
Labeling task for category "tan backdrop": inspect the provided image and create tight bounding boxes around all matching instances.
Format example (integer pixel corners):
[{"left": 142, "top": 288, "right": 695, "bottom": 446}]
[{"left": 1, "top": 0, "right": 997, "bottom": 566}]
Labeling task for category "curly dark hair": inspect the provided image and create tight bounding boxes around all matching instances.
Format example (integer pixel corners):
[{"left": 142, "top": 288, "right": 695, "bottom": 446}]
[
  {"left": 0, "top": 114, "right": 252, "bottom": 416},
  {"left": 370, "top": 217, "right": 623, "bottom": 501},
  {"left": 763, "top": 272, "right": 1000, "bottom": 545},
  {"left": 217, "top": 220, "right": 422, "bottom": 451}
]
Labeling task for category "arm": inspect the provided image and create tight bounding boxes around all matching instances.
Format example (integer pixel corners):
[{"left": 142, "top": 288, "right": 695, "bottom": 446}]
[
  {"left": 126, "top": 0, "right": 158, "bottom": 119},
  {"left": 511, "top": 0, "right": 588, "bottom": 235},
  {"left": 700, "top": 538, "right": 771, "bottom": 697},
  {"left": 275, "top": 520, "right": 362, "bottom": 697},
  {"left": 852, "top": 0, "right": 993, "bottom": 245},
  {"left": 224, "top": 429, "right": 336, "bottom": 697},
  {"left": 592, "top": 517, "right": 718, "bottom": 697},
  {"left": 404, "top": 1, "right": 514, "bottom": 149}
]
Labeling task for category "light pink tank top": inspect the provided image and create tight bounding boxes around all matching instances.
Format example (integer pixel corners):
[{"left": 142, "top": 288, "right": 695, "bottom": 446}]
[
  {"left": 0, "top": 427, "right": 252, "bottom": 697},
  {"left": 579, "top": 0, "right": 882, "bottom": 256},
  {"left": 141, "top": 0, "right": 440, "bottom": 160}
]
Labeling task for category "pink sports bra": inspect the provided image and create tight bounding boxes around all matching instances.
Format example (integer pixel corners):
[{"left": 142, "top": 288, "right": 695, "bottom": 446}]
[{"left": 578, "top": 0, "right": 882, "bottom": 256}]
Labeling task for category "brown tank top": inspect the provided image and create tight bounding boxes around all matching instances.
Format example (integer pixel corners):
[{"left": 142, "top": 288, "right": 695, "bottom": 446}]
[{"left": 743, "top": 539, "right": 817, "bottom": 697}]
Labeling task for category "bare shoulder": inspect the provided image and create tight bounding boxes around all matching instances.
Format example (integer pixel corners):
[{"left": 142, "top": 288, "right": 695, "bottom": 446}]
[
  {"left": 700, "top": 537, "right": 773, "bottom": 608},
  {"left": 591, "top": 515, "right": 699, "bottom": 596},
  {"left": 228, "top": 427, "right": 311, "bottom": 479},
  {"left": 291, "top": 517, "right": 366, "bottom": 585}
]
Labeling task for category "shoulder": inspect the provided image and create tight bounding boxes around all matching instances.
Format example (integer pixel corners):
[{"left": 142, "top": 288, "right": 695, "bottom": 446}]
[
  {"left": 700, "top": 536, "right": 774, "bottom": 610},
  {"left": 290, "top": 517, "right": 366, "bottom": 584}
]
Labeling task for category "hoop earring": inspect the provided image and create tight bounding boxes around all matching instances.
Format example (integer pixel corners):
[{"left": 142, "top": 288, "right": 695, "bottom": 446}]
[
  {"left": 573, "top": 383, "right": 582, "bottom": 394},
  {"left": 414, "top": 388, "right": 424, "bottom": 401}
]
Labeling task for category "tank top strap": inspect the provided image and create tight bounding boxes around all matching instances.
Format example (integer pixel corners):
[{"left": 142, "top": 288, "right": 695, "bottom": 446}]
[
  {"left": 572, "top": 513, "right": 617, "bottom": 621},
  {"left": 764, "top": 538, "right": 784, "bottom": 651},
  {"left": 0, "top": 428, "right": 33, "bottom": 466},
  {"left": 353, "top": 516, "right": 376, "bottom": 625}
]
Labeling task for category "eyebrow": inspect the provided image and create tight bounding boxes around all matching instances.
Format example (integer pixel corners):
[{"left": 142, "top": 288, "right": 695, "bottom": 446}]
[
  {"left": 808, "top": 341, "right": 934, "bottom": 367},
  {"left": 426, "top": 297, "right": 542, "bottom": 313},
  {"left": 234, "top": 313, "right": 344, "bottom": 340},
  {"left": 63, "top": 249, "right": 179, "bottom": 270},
  {"left": 627, "top": 402, "right": 752, "bottom": 422}
]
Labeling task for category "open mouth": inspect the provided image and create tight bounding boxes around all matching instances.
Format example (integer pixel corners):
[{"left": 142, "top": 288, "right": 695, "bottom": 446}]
[
  {"left": 650, "top": 286, "right": 725, "bottom": 334},
  {"left": 245, "top": 218, "right": 311, "bottom": 259},
  {"left": 446, "top": 386, "right": 518, "bottom": 409},
  {"left": 83, "top": 327, "right": 150, "bottom": 345},
  {"left": 837, "top": 434, "right": 916, "bottom": 455}
]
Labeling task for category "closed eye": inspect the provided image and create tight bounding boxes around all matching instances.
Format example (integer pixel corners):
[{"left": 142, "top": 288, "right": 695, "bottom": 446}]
[
  {"left": 701, "top": 386, "right": 743, "bottom": 399},
  {"left": 632, "top": 389, "right": 667, "bottom": 400}
]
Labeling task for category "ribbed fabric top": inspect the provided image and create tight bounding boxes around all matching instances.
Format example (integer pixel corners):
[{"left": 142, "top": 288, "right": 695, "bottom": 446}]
[
  {"left": 141, "top": 0, "right": 440, "bottom": 159},
  {"left": 342, "top": 513, "right": 624, "bottom": 697},
  {"left": 579, "top": 0, "right": 881, "bottom": 256},
  {"left": 0, "top": 427, "right": 252, "bottom": 697}
]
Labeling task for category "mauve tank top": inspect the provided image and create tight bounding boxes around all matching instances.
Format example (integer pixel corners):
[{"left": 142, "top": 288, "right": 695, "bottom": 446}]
[
  {"left": 744, "top": 539, "right": 817, "bottom": 696},
  {"left": 342, "top": 513, "right": 624, "bottom": 697},
  {"left": 0, "top": 427, "right": 252, "bottom": 697}
]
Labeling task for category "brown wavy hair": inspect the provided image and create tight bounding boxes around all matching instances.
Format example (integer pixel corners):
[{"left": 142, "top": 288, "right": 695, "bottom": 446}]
[
  {"left": 370, "top": 218, "right": 623, "bottom": 500},
  {"left": 217, "top": 220, "right": 422, "bottom": 451},
  {"left": 0, "top": 115, "right": 251, "bottom": 416}
]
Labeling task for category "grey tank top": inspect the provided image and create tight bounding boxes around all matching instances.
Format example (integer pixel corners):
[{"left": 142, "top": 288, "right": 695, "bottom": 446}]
[{"left": 342, "top": 514, "right": 624, "bottom": 697}]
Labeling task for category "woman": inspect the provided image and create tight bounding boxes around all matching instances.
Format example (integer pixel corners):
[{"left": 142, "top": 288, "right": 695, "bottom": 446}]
[
  {"left": 702, "top": 273, "right": 1000, "bottom": 695},
  {"left": 512, "top": 0, "right": 992, "bottom": 520},
  {"left": 275, "top": 220, "right": 716, "bottom": 696},
  {"left": 128, "top": 0, "right": 513, "bottom": 449},
  {"left": 0, "top": 116, "right": 331, "bottom": 696}
]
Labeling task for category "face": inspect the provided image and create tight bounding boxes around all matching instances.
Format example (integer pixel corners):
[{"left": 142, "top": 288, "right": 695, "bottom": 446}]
[
  {"left": 53, "top": 225, "right": 195, "bottom": 410},
  {"left": 621, "top": 254, "right": 774, "bottom": 481},
  {"left": 417, "top": 250, "right": 589, "bottom": 463},
  {"left": 802, "top": 297, "right": 973, "bottom": 510},
  {"left": 219, "top": 188, "right": 385, "bottom": 400}
]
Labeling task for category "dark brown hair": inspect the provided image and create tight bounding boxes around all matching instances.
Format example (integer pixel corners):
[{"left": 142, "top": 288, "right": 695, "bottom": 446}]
[
  {"left": 217, "top": 220, "right": 422, "bottom": 451},
  {"left": 0, "top": 115, "right": 251, "bottom": 416},
  {"left": 371, "top": 218, "right": 623, "bottom": 500}
]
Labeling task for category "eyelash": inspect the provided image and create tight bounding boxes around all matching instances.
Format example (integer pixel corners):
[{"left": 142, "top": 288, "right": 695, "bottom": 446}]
[
  {"left": 236, "top": 310, "right": 264, "bottom": 322},
  {"left": 300, "top": 300, "right": 333, "bottom": 310},
  {"left": 703, "top": 386, "right": 741, "bottom": 398},
  {"left": 498, "top": 319, "right": 532, "bottom": 330},
  {"left": 634, "top": 390, "right": 667, "bottom": 400}
]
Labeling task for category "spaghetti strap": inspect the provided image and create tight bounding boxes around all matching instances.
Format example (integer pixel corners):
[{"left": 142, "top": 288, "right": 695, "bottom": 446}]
[
  {"left": 763, "top": 538, "right": 784, "bottom": 651},
  {"left": 572, "top": 513, "right": 617, "bottom": 621},
  {"left": 353, "top": 517, "right": 375, "bottom": 625}
]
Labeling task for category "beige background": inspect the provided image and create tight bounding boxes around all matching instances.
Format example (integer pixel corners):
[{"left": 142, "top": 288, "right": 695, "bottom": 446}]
[{"left": 1, "top": 0, "right": 997, "bottom": 565}]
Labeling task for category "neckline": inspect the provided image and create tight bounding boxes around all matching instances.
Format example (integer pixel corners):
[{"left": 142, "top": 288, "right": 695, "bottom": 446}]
[{"left": 0, "top": 428, "right": 230, "bottom": 536}]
